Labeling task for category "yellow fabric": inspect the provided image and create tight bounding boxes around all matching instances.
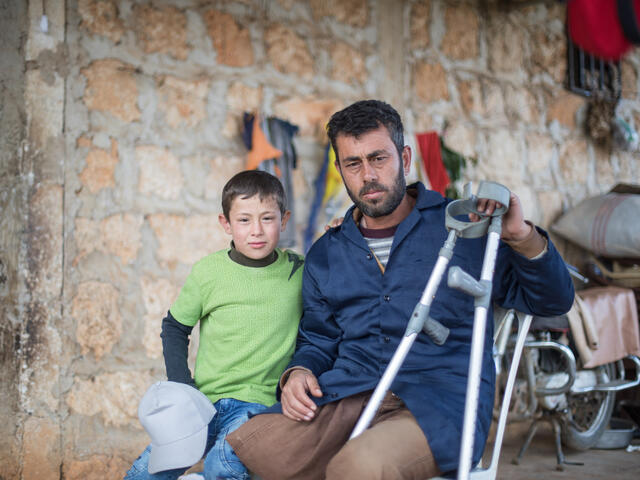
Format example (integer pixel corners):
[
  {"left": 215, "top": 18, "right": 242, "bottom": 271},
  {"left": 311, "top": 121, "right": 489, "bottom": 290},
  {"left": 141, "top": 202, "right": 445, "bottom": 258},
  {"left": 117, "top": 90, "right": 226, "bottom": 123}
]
[{"left": 323, "top": 146, "right": 343, "bottom": 204}]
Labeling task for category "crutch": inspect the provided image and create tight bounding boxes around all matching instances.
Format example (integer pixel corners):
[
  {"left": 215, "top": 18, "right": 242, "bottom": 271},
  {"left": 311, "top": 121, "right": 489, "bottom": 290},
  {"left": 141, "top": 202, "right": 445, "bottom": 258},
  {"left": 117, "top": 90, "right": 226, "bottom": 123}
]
[{"left": 349, "top": 181, "right": 510, "bottom": 476}]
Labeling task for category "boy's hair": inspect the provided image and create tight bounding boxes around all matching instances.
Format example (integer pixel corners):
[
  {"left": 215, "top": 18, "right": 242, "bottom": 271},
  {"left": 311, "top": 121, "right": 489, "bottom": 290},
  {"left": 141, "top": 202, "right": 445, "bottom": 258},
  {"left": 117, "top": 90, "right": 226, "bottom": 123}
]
[
  {"left": 326, "top": 100, "right": 405, "bottom": 162},
  {"left": 221, "top": 170, "right": 287, "bottom": 219}
]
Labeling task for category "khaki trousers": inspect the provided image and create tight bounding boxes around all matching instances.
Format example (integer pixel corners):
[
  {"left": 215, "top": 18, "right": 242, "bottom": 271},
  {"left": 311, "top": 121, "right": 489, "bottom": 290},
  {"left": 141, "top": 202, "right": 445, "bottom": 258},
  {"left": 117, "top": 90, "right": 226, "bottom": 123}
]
[{"left": 226, "top": 391, "right": 441, "bottom": 480}]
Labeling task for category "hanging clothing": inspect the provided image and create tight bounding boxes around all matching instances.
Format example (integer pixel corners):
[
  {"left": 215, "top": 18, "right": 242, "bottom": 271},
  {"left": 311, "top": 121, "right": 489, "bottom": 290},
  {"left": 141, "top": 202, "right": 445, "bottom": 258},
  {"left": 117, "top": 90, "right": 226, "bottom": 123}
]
[
  {"left": 416, "top": 132, "right": 450, "bottom": 196},
  {"left": 242, "top": 113, "right": 299, "bottom": 248}
]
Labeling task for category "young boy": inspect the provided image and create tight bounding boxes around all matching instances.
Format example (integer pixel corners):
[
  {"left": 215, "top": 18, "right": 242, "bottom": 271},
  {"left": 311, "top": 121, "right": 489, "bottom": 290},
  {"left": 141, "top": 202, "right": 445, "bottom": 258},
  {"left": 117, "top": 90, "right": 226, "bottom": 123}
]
[{"left": 124, "top": 170, "right": 304, "bottom": 480}]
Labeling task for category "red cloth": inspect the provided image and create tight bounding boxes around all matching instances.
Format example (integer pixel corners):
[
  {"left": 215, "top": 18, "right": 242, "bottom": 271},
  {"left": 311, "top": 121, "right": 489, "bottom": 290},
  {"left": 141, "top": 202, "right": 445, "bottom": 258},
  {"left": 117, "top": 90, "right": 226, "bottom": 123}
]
[
  {"left": 416, "top": 132, "right": 450, "bottom": 196},
  {"left": 568, "top": 0, "right": 640, "bottom": 60}
]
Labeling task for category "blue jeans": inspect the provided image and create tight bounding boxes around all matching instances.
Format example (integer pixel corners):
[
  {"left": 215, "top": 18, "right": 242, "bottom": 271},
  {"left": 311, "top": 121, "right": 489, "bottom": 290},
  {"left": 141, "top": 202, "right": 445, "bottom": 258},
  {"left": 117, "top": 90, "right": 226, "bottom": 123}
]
[{"left": 124, "top": 398, "right": 267, "bottom": 480}]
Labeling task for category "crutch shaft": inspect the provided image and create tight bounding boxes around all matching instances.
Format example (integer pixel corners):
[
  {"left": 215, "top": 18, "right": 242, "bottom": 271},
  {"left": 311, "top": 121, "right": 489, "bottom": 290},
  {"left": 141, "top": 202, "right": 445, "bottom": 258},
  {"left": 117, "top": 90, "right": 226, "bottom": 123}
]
[
  {"left": 351, "top": 235, "right": 457, "bottom": 439},
  {"left": 457, "top": 228, "right": 502, "bottom": 480},
  {"left": 349, "top": 333, "right": 417, "bottom": 439}
]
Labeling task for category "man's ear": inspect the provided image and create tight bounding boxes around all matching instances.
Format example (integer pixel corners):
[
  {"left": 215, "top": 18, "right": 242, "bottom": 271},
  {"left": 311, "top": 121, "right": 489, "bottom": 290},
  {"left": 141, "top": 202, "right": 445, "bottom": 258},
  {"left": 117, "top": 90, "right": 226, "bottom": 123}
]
[
  {"left": 218, "top": 213, "right": 232, "bottom": 235},
  {"left": 402, "top": 145, "right": 412, "bottom": 175},
  {"left": 280, "top": 210, "right": 292, "bottom": 231}
]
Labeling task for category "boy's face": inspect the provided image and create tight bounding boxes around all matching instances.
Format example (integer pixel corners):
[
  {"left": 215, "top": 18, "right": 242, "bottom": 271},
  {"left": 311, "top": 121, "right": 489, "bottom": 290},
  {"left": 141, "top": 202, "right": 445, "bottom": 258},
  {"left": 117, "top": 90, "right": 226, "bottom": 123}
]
[{"left": 218, "top": 194, "right": 290, "bottom": 260}]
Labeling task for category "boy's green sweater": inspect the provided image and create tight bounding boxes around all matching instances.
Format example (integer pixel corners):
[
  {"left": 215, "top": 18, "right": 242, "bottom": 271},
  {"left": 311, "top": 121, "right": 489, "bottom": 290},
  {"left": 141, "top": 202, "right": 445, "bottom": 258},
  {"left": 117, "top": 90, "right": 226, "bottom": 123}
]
[{"left": 170, "top": 248, "right": 303, "bottom": 406}]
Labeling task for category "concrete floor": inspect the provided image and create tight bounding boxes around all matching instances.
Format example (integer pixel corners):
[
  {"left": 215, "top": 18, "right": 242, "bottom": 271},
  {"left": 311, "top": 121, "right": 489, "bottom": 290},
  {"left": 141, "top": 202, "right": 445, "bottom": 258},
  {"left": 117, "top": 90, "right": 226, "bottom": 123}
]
[{"left": 488, "top": 420, "right": 640, "bottom": 479}]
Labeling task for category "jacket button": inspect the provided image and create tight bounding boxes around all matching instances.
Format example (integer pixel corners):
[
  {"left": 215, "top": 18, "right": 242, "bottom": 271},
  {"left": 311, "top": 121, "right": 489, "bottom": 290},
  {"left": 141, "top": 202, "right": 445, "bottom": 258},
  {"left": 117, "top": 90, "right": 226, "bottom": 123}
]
[
  {"left": 384, "top": 295, "right": 390, "bottom": 301},
  {"left": 367, "top": 254, "right": 372, "bottom": 260},
  {"left": 384, "top": 337, "right": 390, "bottom": 343}
]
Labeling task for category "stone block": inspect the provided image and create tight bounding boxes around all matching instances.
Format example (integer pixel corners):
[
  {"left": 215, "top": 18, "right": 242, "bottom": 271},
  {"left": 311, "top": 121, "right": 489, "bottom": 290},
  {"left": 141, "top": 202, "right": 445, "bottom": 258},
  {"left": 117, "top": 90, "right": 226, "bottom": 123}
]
[
  {"left": 273, "top": 97, "right": 343, "bottom": 141},
  {"left": 148, "top": 214, "right": 229, "bottom": 267},
  {"left": 483, "top": 81, "right": 506, "bottom": 122},
  {"left": 63, "top": 455, "right": 130, "bottom": 480},
  {"left": 66, "top": 371, "right": 154, "bottom": 427},
  {"left": 442, "top": 4, "right": 479, "bottom": 60},
  {"left": 558, "top": 137, "right": 589, "bottom": 184},
  {"left": 72, "top": 281, "right": 122, "bottom": 359},
  {"left": 77, "top": 0, "right": 124, "bottom": 43},
  {"left": 488, "top": 19, "right": 523, "bottom": 73},
  {"left": 140, "top": 276, "right": 179, "bottom": 359},
  {"left": 203, "top": 9, "right": 254, "bottom": 67},
  {"left": 515, "top": 184, "right": 542, "bottom": 226},
  {"left": 74, "top": 214, "right": 143, "bottom": 265},
  {"left": 410, "top": 1, "right": 430, "bottom": 49},
  {"left": 414, "top": 62, "right": 449, "bottom": 103},
  {"left": 330, "top": 41, "right": 366, "bottom": 84},
  {"left": 480, "top": 129, "right": 521, "bottom": 186},
  {"left": 136, "top": 145, "right": 184, "bottom": 200},
  {"left": 530, "top": 28, "right": 565, "bottom": 83},
  {"left": 157, "top": 75, "right": 210, "bottom": 128},
  {"left": 227, "top": 82, "right": 263, "bottom": 113},
  {"left": 79, "top": 138, "right": 118, "bottom": 193},
  {"left": 204, "top": 156, "right": 244, "bottom": 202},
  {"left": 547, "top": 91, "right": 583, "bottom": 128},
  {"left": 309, "top": 0, "right": 368, "bottom": 28},
  {"left": 134, "top": 4, "right": 188, "bottom": 60},
  {"left": 23, "top": 416, "right": 60, "bottom": 480},
  {"left": 538, "top": 190, "right": 564, "bottom": 229},
  {"left": 265, "top": 24, "right": 313, "bottom": 78},
  {"left": 525, "top": 132, "right": 554, "bottom": 175},
  {"left": 594, "top": 145, "right": 616, "bottom": 188},
  {"left": 81, "top": 59, "right": 140, "bottom": 123},
  {"left": 443, "top": 122, "right": 476, "bottom": 159},
  {"left": 616, "top": 150, "right": 637, "bottom": 182},
  {"left": 505, "top": 85, "right": 538, "bottom": 124},
  {"left": 457, "top": 78, "right": 483, "bottom": 116}
]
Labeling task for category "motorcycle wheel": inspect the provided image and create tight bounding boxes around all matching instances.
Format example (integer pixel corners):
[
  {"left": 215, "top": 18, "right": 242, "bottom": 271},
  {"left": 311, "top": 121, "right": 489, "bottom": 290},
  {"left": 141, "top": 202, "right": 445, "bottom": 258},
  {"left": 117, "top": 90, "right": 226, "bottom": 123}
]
[{"left": 560, "top": 362, "right": 616, "bottom": 450}]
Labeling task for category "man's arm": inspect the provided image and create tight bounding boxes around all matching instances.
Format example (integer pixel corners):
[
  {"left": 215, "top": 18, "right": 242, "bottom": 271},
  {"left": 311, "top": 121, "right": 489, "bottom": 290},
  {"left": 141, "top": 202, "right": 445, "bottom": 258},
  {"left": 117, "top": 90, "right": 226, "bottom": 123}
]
[
  {"left": 279, "top": 252, "right": 343, "bottom": 421},
  {"left": 160, "top": 311, "right": 195, "bottom": 387}
]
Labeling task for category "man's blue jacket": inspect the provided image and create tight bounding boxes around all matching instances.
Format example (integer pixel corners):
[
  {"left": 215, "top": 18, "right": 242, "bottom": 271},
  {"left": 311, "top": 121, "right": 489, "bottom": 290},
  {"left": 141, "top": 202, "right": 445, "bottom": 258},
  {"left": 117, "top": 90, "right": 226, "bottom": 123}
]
[{"left": 280, "top": 183, "right": 574, "bottom": 473}]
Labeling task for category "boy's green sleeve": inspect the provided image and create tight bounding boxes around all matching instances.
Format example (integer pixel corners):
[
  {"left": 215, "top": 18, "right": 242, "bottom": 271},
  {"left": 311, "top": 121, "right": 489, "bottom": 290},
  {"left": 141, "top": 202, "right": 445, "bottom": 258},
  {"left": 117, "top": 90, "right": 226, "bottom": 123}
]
[{"left": 169, "top": 269, "right": 203, "bottom": 327}]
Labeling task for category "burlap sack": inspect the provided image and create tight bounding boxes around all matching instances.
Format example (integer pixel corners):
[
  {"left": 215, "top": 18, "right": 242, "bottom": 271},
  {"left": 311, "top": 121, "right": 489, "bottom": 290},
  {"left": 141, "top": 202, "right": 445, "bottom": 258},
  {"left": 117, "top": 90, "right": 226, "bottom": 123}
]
[{"left": 551, "top": 193, "right": 640, "bottom": 259}]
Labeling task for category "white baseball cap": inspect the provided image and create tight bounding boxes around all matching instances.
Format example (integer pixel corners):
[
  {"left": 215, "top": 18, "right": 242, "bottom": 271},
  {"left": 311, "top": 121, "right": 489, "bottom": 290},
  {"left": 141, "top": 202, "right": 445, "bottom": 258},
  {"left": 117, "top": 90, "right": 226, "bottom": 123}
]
[{"left": 138, "top": 381, "right": 216, "bottom": 474}]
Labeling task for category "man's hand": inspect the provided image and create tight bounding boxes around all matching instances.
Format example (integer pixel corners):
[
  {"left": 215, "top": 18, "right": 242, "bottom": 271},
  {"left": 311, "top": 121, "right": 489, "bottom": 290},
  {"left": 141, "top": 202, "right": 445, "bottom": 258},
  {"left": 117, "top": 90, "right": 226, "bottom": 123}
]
[
  {"left": 469, "top": 192, "right": 532, "bottom": 242},
  {"left": 281, "top": 369, "right": 323, "bottom": 421}
]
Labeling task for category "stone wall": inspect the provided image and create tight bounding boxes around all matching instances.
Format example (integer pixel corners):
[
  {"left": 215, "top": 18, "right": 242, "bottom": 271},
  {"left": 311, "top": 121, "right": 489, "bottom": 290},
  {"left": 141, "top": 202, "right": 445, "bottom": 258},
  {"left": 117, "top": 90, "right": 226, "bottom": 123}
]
[{"left": 2, "top": 0, "right": 639, "bottom": 479}]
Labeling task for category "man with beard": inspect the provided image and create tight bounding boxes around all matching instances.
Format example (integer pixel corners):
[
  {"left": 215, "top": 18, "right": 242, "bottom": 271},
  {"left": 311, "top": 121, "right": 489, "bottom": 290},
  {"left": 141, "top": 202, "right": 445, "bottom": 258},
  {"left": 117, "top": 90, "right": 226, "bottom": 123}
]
[{"left": 227, "top": 100, "right": 574, "bottom": 480}]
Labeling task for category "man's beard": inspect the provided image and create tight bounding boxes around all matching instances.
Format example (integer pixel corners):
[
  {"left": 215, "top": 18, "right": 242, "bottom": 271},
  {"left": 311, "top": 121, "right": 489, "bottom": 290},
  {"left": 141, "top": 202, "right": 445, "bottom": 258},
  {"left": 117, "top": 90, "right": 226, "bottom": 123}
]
[{"left": 345, "top": 168, "right": 406, "bottom": 218}]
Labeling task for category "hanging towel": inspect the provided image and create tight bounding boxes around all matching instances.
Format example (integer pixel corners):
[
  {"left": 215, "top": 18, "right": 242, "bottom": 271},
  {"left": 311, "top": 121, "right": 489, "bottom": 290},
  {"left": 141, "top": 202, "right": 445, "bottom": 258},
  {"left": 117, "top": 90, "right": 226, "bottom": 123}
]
[
  {"left": 244, "top": 113, "right": 282, "bottom": 170},
  {"left": 416, "top": 131, "right": 450, "bottom": 196}
]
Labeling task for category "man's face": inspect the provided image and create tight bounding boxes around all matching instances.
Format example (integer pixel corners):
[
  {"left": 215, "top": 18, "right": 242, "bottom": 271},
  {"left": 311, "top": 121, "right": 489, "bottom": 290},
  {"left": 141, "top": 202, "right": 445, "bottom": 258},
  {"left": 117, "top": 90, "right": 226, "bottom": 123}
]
[
  {"left": 218, "top": 194, "right": 290, "bottom": 260},
  {"left": 335, "top": 126, "right": 410, "bottom": 219}
]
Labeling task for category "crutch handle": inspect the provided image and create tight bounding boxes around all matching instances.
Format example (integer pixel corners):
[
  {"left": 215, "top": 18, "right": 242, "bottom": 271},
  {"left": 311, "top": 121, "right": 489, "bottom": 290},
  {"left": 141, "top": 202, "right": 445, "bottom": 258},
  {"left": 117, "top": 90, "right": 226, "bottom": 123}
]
[
  {"left": 406, "top": 303, "right": 450, "bottom": 345},
  {"left": 423, "top": 316, "right": 450, "bottom": 346}
]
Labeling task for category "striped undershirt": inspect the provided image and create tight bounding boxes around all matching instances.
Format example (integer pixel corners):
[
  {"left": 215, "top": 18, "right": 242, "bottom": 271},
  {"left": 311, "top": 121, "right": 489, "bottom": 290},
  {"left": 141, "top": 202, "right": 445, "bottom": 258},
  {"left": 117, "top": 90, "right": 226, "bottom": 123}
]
[{"left": 359, "top": 225, "right": 398, "bottom": 268}]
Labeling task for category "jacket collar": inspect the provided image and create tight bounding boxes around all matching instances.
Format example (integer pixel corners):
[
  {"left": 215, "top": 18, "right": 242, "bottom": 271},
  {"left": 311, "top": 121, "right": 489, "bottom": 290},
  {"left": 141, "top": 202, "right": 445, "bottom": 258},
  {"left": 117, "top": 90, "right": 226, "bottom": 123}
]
[{"left": 340, "top": 182, "right": 445, "bottom": 251}]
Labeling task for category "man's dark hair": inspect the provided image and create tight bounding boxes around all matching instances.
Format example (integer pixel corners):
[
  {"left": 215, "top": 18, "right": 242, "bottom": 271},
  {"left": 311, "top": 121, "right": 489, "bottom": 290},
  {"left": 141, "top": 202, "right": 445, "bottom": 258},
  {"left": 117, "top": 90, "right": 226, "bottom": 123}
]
[
  {"left": 326, "top": 100, "right": 405, "bottom": 161},
  {"left": 221, "top": 170, "right": 287, "bottom": 219}
]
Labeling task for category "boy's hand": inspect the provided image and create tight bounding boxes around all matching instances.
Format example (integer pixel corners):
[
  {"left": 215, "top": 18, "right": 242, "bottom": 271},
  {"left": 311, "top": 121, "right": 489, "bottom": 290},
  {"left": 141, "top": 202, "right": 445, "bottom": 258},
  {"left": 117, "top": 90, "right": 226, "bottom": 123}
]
[
  {"left": 281, "top": 370, "right": 323, "bottom": 421},
  {"left": 324, "top": 217, "right": 344, "bottom": 231}
]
